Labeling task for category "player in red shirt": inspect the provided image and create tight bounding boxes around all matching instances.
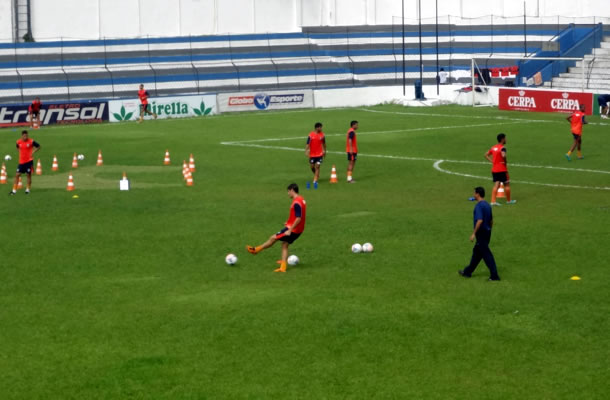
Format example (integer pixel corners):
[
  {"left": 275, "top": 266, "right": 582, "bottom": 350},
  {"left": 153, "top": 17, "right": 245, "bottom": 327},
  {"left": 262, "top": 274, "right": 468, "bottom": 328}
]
[
  {"left": 346, "top": 120, "right": 358, "bottom": 183},
  {"left": 137, "top": 84, "right": 158, "bottom": 123},
  {"left": 485, "top": 133, "right": 515, "bottom": 205},
  {"left": 565, "top": 104, "right": 587, "bottom": 161},
  {"left": 305, "top": 122, "right": 326, "bottom": 187},
  {"left": 28, "top": 97, "right": 42, "bottom": 128},
  {"left": 9, "top": 130, "right": 41, "bottom": 195},
  {"left": 246, "top": 183, "right": 307, "bottom": 272}
]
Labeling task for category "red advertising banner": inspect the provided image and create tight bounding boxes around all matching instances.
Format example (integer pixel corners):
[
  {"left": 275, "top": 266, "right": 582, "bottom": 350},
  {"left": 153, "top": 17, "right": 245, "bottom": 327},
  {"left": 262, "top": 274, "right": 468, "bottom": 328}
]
[{"left": 499, "top": 88, "right": 593, "bottom": 115}]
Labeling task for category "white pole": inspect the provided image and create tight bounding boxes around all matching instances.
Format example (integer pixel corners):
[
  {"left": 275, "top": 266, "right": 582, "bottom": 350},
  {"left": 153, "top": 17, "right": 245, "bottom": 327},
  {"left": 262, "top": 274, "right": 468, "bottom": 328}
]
[
  {"left": 581, "top": 57, "right": 585, "bottom": 92},
  {"left": 471, "top": 57, "right": 476, "bottom": 107}
]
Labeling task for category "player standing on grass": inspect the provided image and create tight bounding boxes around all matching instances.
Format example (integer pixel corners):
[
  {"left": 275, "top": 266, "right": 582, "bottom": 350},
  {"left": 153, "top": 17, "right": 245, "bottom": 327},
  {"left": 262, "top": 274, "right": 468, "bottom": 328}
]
[
  {"left": 346, "top": 120, "right": 358, "bottom": 183},
  {"left": 9, "top": 130, "right": 40, "bottom": 195},
  {"left": 137, "top": 84, "right": 158, "bottom": 123},
  {"left": 305, "top": 122, "right": 326, "bottom": 187},
  {"left": 246, "top": 183, "right": 306, "bottom": 273},
  {"left": 565, "top": 104, "right": 587, "bottom": 161},
  {"left": 485, "top": 133, "right": 515, "bottom": 206},
  {"left": 28, "top": 97, "right": 41, "bottom": 128}
]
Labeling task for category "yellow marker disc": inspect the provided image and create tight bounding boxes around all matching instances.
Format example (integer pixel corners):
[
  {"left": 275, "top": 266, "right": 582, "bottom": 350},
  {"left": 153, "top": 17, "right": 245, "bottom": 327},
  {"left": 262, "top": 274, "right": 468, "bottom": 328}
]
[
  {"left": 570, "top": 276, "right": 581, "bottom": 281},
  {"left": 72, "top": 195, "right": 79, "bottom": 199}
]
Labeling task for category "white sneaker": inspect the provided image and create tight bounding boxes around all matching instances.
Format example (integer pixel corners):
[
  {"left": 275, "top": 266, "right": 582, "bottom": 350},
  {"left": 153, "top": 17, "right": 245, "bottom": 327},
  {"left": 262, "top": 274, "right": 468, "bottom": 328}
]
[{"left": 601, "top": 115, "right": 608, "bottom": 119}]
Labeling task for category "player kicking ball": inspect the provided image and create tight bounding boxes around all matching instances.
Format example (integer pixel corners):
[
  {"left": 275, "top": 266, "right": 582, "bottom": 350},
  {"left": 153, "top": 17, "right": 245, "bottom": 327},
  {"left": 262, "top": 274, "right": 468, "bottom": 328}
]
[
  {"left": 246, "top": 183, "right": 306, "bottom": 273},
  {"left": 9, "top": 130, "right": 40, "bottom": 195},
  {"left": 305, "top": 122, "right": 326, "bottom": 188}
]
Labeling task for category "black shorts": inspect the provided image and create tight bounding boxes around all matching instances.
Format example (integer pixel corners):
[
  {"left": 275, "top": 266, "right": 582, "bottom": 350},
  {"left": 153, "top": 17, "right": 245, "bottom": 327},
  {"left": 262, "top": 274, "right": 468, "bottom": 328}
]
[
  {"left": 140, "top": 104, "right": 150, "bottom": 113},
  {"left": 30, "top": 110, "right": 40, "bottom": 117},
  {"left": 492, "top": 171, "right": 509, "bottom": 183},
  {"left": 572, "top": 133, "right": 582, "bottom": 141},
  {"left": 309, "top": 157, "right": 323, "bottom": 165},
  {"left": 275, "top": 227, "right": 301, "bottom": 244},
  {"left": 347, "top": 153, "right": 357, "bottom": 161},
  {"left": 17, "top": 160, "right": 33, "bottom": 174}
]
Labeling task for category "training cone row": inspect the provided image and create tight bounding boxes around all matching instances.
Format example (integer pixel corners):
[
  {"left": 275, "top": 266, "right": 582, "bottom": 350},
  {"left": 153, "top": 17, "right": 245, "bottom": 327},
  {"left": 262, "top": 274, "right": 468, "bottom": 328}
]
[
  {"left": 330, "top": 165, "right": 338, "bottom": 183},
  {"left": 0, "top": 163, "right": 7, "bottom": 184},
  {"left": 66, "top": 174, "right": 75, "bottom": 191},
  {"left": 97, "top": 150, "right": 103, "bottom": 166},
  {"left": 497, "top": 183, "right": 506, "bottom": 198},
  {"left": 164, "top": 150, "right": 171, "bottom": 165},
  {"left": 52, "top": 155, "right": 59, "bottom": 171},
  {"left": 36, "top": 159, "right": 42, "bottom": 175},
  {"left": 17, "top": 176, "right": 23, "bottom": 190},
  {"left": 72, "top": 153, "right": 78, "bottom": 168}
]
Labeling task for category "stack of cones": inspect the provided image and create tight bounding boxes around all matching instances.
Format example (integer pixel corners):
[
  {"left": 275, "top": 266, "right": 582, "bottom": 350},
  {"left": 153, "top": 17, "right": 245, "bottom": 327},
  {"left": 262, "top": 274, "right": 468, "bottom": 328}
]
[
  {"left": 35, "top": 159, "right": 42, "bottom": 175},
  {"left": 182, "top": 160, "right": 189, "bottom": 180},
  {"left": 66, "top": 174, "right": 75, "bottom": 191},
  {"left": 17, "top": 176, "right": 23, "bottom": 190},
  {"left": 52, "top": 155, "right": 59, "bottom": 171},
  {"left": 330, "top": 165, "right": 338, "bottom": 183},
  {"left": 72, "top": 153, "right": 78, "bottom": 168},
  {"left": 96, "top": 150, "right": 103, "bottom": 166},
  {"left": 164, "top": 150, "right": 171, "bottom": 165},
  {"left": 189, "top": 154, "right": 196, "bottom": 172},
  {"left": 497, "top": 183, "right": 506, "bottom": 198},
  {"left": 0, "top": 163, "right": 7, "bottom": 184}
]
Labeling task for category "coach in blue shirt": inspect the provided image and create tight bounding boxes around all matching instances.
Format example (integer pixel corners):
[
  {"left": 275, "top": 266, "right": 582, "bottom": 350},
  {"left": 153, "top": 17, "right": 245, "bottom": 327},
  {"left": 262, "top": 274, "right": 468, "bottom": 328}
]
[{"left": 459, "top": 187, "right": 501, "bottom": 281}]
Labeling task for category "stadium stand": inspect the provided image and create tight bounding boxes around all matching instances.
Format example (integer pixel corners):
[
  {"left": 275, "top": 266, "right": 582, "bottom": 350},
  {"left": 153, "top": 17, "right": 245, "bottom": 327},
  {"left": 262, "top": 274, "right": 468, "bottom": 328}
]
[{"left": 0, "top": 23, "right": 606, "bottom": 103}]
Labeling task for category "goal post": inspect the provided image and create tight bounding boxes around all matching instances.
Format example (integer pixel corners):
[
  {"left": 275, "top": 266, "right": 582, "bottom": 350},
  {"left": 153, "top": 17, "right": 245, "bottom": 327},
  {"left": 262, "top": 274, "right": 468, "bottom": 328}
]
[{"left": 470, "top": 55, "right": 585, "bottom": 107}]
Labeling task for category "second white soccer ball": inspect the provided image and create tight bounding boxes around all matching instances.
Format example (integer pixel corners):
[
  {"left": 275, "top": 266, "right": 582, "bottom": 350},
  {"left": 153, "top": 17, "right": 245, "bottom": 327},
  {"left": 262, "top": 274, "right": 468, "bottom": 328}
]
[
  {"left": 287, "top": 255, "right": 299, "bottom": 266},
  {"left": 77, "top": 154, "right": 85, "bottom": 161},
  {"left": 4, "top": 154, "right": 11, "bottom": 161},
  {"left": 362, "top": 243, "right": 374, "bottom": 253},
  {"left": 351, "top": 243, "right": 362, "bottom": 253},
  {"left": 225, "top": 253, "right": 238, "bottom": 265}
]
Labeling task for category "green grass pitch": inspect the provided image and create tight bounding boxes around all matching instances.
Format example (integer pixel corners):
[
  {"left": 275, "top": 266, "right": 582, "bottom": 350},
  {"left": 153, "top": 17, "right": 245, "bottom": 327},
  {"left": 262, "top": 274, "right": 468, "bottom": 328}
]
[{"left": 1, "top": 105, "right": 609, "bottom": 399}]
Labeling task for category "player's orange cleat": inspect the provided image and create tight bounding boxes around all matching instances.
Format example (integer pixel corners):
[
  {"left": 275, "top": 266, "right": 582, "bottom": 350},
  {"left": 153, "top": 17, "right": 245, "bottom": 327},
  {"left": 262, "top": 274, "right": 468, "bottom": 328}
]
[
  {"left": 274, "top": 262, "right": 287, "bottom": 273},
  {"left": 246, "top": 245, "right": 260, "bottom": 254}
]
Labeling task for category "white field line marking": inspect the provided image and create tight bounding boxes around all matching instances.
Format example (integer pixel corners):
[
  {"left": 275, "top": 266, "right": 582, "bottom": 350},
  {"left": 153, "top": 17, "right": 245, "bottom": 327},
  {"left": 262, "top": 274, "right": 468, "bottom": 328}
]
[
  {"left": 221, "top": 121, "right": 522, "bottom": 145},
  {"left": 433, "top": 160, "right": 610, "bottom": 191}
]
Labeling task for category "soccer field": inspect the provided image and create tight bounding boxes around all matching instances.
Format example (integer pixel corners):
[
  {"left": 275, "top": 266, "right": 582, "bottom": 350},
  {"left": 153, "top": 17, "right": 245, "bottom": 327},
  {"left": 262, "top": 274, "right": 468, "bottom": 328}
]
[{"left": 1, "top": 104, "right": 609, "bottom": 399}]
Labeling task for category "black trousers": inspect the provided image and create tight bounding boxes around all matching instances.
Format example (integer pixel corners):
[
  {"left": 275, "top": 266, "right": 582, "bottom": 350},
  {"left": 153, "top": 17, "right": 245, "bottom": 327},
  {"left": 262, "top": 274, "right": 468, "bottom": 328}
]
[{"left": 464, "top": 229, "right": 500, "bottom": 280}]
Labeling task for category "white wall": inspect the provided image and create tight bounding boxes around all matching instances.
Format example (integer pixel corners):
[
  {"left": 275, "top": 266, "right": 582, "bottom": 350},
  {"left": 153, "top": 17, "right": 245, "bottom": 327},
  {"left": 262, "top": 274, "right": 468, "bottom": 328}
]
[{"left": 3, "top": 0, "right": 610, "bottom": 42}]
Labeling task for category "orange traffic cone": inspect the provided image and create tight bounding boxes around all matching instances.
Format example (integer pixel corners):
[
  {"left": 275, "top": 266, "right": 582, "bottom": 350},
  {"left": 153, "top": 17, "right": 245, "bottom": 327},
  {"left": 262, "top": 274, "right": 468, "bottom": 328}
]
[
  {"left": 96, "top": 150, "right": 103, "bottom": 166},
  {"left": 72, "top": 153, "right": 78, "bottom": 168},
  {"left": 52, "top": 155, "right": 59, "bottom": 171},
  {"left": 189, "top": 154, "right": 196, "bottom": 172},
  {"left": 330, "top": 165, "right": 338, "bottom": 183},
  {"left": 182, "top": 160, "right": 189, "bottom": 180},
  {"left": 164, "top": 150, "right": 171, "bottom": 165},
  {"left": 186, "top": 171, "right": 194, "bottom": 187},
  {"left": 497, "top": 183, "right": 506, "bottom": 198},
  {"left": 35, "top": 159, "right": 42, "bottom": 175},
  {"left": 0, "top": 163, "right": 7, "bottom": 184},
  {"left": 17, "top": 176, "right": 23, "bottom": 190},
  {"left": 66, "top": 174, "right": 75, "bottom": 191}
]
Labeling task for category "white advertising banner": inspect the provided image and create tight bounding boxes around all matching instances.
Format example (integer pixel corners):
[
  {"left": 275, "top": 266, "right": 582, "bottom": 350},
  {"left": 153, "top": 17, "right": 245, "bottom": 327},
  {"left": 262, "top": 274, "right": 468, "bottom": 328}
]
[
  {"left": 217, "top": 90, "right": 314, "bottom": 113},
  {"left": 108, "top": 94, "right": 217, "bottom": 122}
]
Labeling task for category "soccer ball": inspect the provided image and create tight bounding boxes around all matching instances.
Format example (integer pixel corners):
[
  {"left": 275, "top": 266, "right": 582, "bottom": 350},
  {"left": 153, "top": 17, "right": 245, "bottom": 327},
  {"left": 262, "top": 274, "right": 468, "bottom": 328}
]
[
  {"left": 225, "top": 253, "right": 237, "bottom": 265},
  {"left": 77, "top": 154, "right": 85, "bottom": 161},
  {"left": 362, "top": 243, "right": 374, "bottom": 253},
  {"left": 287, "top": 255, "right": 299, "bottom": 266},
  {"left": 4, "top": 155, "right": 11, "bottom": 161},
  {"left": 351, "top": 243, "right": 362, "bottom": 253}
]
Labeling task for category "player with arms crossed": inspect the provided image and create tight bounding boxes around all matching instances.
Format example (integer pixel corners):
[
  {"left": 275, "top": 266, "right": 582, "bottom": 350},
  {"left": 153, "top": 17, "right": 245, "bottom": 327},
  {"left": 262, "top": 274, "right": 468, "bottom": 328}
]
[
  {"left": 305, "top": 122, "right": 326, "bottom": 187},
  {"left": 246, "top": 183, "right": 306, "bottom": 273},
  {"left": 28, "top": 97, "right": 42, "bottom": 128},
  {"left": 137, "top": 84, "right": 158, "bottom": 123},
  {"left": 9, "top": 130, "right": 40, "bottom": 195},
  {"left": 346, "top": 120, "right": 358, "bottom": 183},
  {"left": 565, "top": 104, "right": 587, "bottom": 161},
  {"left": 485, "top": 133, "right": 515, "bottom": 206}
]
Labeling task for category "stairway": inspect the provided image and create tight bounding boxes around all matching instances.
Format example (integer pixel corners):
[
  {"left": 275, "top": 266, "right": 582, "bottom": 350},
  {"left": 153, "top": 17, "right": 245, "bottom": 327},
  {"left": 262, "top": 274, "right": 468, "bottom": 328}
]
[
  {"left": 545, "top": 36, "right": 610, "bottom": 92},
  {"left": 16, "top": 0, "right": 32, "bottom": 42}
]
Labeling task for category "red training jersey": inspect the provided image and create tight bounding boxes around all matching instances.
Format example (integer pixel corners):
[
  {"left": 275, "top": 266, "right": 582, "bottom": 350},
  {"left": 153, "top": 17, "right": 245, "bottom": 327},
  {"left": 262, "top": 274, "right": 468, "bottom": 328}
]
[
  {"left": 307, "top": 131, "right": 325, "bottom": 158},
  {"left": 138, "top": 89, "right": 149, "bottom": 105},
  {"left": 16, "top": 138, "right": 39, "bottom": 164},
  {"left": 285, "top": 196, "right": 306, "bottom": 234},
  {"left": 570, "top": 111, "right": 584, "bottom": 135},
  {"left": 487, "top": 144, "right": 507, "bottom": 173},
  {"left": 28, "top": 99, "right": 41, "bottom": 113},
  {"left": 346, "top": 128, "right": 358, "bottom": 153}
]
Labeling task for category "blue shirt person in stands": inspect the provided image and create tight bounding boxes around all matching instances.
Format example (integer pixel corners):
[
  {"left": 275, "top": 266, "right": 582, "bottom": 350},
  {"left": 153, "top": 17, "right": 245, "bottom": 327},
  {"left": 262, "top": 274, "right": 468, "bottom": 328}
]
[{"left": 459, "top": 187, "right": 501, "bottom": 281}]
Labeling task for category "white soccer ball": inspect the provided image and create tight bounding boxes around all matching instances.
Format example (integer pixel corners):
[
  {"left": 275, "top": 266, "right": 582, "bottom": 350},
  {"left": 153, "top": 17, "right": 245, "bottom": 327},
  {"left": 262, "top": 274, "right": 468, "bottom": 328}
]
[
  {"left": 77, "top": 154, "right": 85, "bottom": 161},
  {"left": 362, "top": 243, "right": 374, "bottom": 253},
  {"left": 351, "top": 243, "right": 362, "bottom": 253},
  {"left": 287, "top": 255, "right": 299, "bottom": 266},
  {"left": 4, "top": 155, "right": 11, "bottom": 161},
  {"left": 225, "top": 253, "right": 237, "bottom": 265}
]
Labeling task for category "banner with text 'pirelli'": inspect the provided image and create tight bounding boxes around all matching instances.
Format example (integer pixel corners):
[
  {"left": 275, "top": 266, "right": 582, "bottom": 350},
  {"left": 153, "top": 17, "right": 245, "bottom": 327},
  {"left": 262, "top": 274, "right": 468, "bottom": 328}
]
[{"left": 217, "top": 90, "right": 314, "bottom": 113}]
